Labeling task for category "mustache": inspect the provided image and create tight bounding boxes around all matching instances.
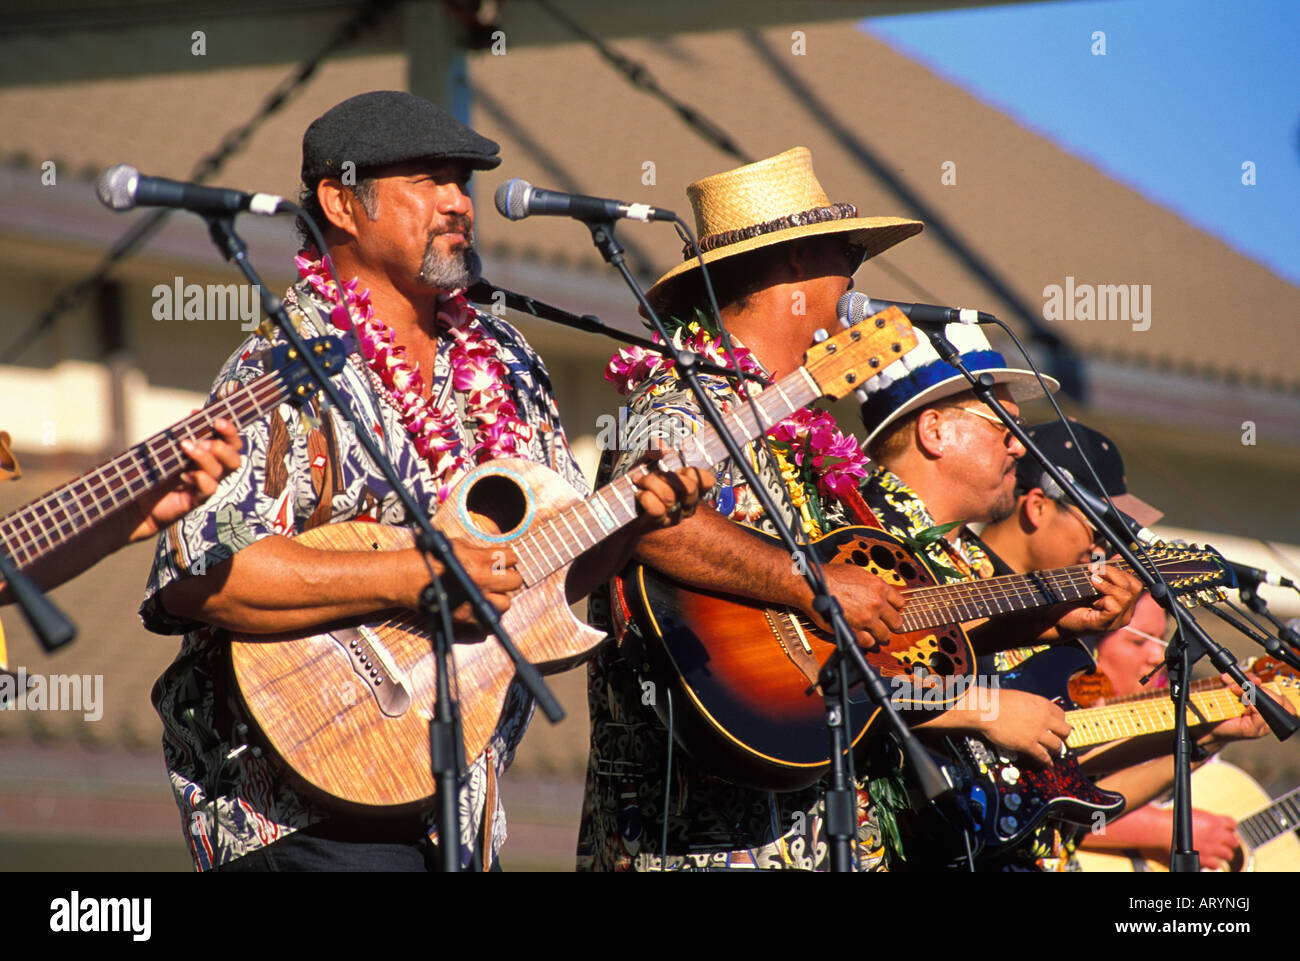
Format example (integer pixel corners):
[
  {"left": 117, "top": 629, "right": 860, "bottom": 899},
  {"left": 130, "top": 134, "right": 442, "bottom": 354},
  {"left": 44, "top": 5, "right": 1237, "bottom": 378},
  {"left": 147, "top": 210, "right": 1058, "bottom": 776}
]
[{"left": 434, "top": 215, "right": 474, "bottom": 242}]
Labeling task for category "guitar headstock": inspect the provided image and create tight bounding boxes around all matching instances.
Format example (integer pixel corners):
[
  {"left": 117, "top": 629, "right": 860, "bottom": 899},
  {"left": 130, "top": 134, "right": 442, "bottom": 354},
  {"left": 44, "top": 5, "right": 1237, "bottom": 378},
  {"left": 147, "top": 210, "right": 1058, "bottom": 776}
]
[
  {"left": 1144, "top": 543, "right": 1233, "bottom": 601},
  {"left": 1248, "top": 655, "right": 1298, "bottom": 682},
  {"left": 1174, "top": 586, "right": 1229, "bottom": 611},
  {"left": 269, "top": 336, "right": 350, "bottom": 404},
  {"left": 1257, "top": 664, "right": 1300, "bottom": 713},
  {"left": 801, "top": 307, "right": 919, "bottom": 402}
]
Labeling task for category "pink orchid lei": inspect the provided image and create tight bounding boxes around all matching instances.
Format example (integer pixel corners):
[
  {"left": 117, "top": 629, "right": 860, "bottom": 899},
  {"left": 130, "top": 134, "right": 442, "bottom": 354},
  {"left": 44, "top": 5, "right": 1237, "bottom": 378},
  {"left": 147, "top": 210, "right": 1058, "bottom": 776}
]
[
  {"left": 295, "top": 250, "right": 533, "bottom": 501},
  {"left": 603, "top": 318, "right": 869, "bottom": 501}
]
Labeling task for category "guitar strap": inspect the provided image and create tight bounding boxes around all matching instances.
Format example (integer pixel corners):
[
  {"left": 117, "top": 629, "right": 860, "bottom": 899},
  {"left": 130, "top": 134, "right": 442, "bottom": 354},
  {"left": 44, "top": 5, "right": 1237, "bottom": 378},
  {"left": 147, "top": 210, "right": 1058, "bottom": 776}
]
[
  {"left": 480, "top": 746, "right": 497, "bottom": 872},
  {"left": 839, "top": 483, "right": 885, "bottom": 532}
]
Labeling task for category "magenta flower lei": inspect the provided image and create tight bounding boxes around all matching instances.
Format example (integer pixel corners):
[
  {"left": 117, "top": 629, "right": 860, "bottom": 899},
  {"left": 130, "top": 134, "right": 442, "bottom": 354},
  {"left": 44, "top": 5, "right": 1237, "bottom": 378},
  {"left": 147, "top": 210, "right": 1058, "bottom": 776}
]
[
  {"left": 295, "top": 250, "right": 534, "bottom": 502},
  {"left": 603, "top": 321, "right": 869, "bottom": 500}
]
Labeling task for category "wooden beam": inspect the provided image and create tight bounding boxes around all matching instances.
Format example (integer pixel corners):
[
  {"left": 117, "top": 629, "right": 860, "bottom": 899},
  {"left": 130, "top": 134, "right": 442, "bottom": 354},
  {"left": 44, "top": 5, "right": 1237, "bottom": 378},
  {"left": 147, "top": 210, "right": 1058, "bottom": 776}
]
[{"left": 0, "top": 0, "right": 1070, "bottom": 88}]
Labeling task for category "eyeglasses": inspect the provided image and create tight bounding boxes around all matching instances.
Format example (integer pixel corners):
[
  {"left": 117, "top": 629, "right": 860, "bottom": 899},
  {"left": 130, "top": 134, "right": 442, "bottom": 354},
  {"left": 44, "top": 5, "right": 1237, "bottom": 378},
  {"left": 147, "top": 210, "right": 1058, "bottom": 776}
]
[
  {"left": 951, "top": 405, "right": 1027, "bottom": 441},
  {"left": 1119, "top": 624, "right": 1168, "bottom": 648},
  {"left": 1056, "top": 499, "right": 1103, "bottom": 548}
]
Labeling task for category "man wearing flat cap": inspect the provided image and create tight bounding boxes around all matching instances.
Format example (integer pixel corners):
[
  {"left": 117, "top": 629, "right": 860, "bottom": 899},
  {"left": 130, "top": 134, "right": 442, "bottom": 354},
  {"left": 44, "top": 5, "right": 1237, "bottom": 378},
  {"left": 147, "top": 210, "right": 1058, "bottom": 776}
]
[{"left": 141, "top": 90, "right": 708, "bottom": 871}]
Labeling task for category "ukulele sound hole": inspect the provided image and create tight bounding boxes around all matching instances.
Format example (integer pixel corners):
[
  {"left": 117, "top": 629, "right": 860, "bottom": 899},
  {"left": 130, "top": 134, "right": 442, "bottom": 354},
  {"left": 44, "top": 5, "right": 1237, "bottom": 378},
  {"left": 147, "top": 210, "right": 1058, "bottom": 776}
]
[{"left": 465, "top": 473, "right": 528, "bottom": 535}]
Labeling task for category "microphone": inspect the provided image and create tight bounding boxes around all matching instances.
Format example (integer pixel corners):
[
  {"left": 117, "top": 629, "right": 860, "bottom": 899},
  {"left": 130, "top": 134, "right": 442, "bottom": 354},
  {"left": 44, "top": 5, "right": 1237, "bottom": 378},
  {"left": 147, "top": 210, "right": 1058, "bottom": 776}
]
[
  {"left": 96, "top": 164, "right": 290, "bottom": 217},
  {"left": 494, "top": 178, "right": 676, "bottom": 224},
  {"left": 831, "top": 293, "right": 926, "bottom": 404},
  {"left": 1039, "top": 468, "right": 1157, "bottom": 545},
  {"left": 837, "top": 291, "right": 995, "bottom": 328},
  {"left": 1046, "top": 468, "right": 1299, "bottom": 590},
  {"left": 1227, "top": 561, "right": 1296, "bottom": 590}
]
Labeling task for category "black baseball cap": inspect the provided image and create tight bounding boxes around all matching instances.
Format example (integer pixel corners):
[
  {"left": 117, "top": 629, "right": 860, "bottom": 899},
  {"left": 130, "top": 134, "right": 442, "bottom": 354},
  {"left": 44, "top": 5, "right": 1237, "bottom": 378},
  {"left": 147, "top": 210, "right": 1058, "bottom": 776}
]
[
  {"left": 301, "top": 90, "right": 500, "bottom": 188},
  {"left": 1015, "top": 420, "right": 1163, "bottom": 527}
]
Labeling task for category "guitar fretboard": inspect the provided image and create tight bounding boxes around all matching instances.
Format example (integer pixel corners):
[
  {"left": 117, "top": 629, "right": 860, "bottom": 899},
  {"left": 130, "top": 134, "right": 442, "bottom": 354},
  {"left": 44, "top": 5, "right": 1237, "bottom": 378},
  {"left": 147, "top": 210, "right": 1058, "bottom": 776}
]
[
  {"left": 1089, "top": 676, "right": 1220, "bottom": 706},
  {"left": 1239, "top": 785, "right": 1300, "bottom": 848},
  {"left": 896, "top": 557, "right": 1212, "bottom": 633},
  {"left": 0, "top": 369, "right": 292, "bottom": 572},
  {"left": 1064, "top": 677, "right": 1299, "bottom": 749},
  {"left": 509, "top": 368, "right": 823, "bottom": 584}
]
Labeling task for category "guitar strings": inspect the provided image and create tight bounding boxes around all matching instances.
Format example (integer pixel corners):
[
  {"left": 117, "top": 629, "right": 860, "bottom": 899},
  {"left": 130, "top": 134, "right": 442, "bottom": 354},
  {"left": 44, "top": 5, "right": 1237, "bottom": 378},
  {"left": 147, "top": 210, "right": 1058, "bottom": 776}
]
[
  {"left": 786, "top": 556, "right": 1213, "bottom": 637},
  {"left": 512, "top": 372, "right": 818, "bottom": 583},
  {"left": 0, "top": 370, "right": 290, "bottom": 569},
  {"left": 1066, "top": 677, "right": 1297, "bottom": 748},
  {"left": 1239, "top": 787, "right": 1300, "bottom": 846},
  {"left": 894, "top": 555, "right": 1213, "bottom": 630},
  {"left": 896, "top": 569, "right": 1103, "bottom": 627}
]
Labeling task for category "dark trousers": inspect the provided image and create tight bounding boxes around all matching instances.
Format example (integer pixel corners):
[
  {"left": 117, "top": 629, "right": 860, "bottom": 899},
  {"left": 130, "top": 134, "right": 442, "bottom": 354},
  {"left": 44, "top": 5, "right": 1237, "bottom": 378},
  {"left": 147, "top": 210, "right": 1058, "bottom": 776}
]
[{"left": 214, "top": 821, "right": 499, "bottom": 872}]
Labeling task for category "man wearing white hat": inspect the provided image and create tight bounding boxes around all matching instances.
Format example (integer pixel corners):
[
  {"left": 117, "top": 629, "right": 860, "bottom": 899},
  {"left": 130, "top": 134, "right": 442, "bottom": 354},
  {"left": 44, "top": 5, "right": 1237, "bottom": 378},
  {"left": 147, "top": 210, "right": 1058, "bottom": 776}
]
[
  {"left": 856, "top": 327, "right": 1145, "bottom": 868},
  {"left": 858, "top": 328, "right": 1143, "bottom": 653}
]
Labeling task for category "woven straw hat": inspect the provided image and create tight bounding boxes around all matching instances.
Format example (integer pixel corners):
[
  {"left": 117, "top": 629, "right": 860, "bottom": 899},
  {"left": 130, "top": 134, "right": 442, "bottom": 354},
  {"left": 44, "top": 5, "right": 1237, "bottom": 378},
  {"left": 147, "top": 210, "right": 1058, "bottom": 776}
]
[{"left": 645, "top": 147, "right": 923, "bottom": 313}]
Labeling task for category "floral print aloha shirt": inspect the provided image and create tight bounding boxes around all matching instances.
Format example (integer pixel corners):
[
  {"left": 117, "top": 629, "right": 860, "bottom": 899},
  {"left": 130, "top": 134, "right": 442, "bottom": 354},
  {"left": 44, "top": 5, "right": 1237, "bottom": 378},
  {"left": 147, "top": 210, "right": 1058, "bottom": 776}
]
[{"left": 140, "top": 278, "right": 586, "bottom": 870}]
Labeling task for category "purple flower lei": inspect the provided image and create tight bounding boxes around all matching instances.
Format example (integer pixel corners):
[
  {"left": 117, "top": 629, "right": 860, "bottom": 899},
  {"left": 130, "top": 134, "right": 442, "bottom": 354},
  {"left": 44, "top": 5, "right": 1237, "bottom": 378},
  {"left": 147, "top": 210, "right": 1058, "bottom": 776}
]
[{"left": 296, "top": 250, "right": 534, "bottom": 502}]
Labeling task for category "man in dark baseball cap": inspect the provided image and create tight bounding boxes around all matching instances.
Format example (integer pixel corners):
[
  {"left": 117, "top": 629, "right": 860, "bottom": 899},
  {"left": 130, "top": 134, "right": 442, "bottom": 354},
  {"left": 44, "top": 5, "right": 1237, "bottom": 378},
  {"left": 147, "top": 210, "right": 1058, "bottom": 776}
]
[
  {"left": 143, "top": 90, "right": 711, "bottom": 874},
  {"left": 974, "top": 419, "right": 1275, "bottom": 873},
  {"left": 979, "top": 418, "right": 1163, "bottom": 575}
]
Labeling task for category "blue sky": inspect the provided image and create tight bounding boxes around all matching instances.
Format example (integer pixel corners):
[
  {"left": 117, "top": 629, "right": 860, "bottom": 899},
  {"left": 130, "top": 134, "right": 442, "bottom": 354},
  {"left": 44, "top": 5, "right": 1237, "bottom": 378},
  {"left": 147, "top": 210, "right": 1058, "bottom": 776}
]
[{"left": 862, "top": 0, "right": 1300, "bottom": 286}]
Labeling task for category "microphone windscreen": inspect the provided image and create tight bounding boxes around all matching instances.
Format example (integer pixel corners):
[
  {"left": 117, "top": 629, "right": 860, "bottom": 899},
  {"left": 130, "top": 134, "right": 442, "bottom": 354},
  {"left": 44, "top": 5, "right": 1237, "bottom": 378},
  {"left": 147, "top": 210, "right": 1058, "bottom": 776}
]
[
  {"left": 494, "top": 178, "right": 531, "bottom": 220},
  {"left": 837, "top": 291, "right": 871, "bottom": 326},
  {"left": 96, "top": 164, "right": 139, "bottom": 211}
]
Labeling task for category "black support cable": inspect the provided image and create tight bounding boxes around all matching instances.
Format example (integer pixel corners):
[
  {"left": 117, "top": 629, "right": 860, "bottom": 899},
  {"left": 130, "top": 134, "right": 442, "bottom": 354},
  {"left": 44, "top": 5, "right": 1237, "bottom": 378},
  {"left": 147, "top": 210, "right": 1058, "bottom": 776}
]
[
  {"left": 535, "top": 0, "right": 754, "bottom": 165},
  {"left": 3, "top": 0, "right": 400, "bottom": 366},
  {"left": 529, "top": 3, "right": 961, "bottom": 341},
  {"left": 742, "top": 27, "right": 1086, "bottom": 400}
]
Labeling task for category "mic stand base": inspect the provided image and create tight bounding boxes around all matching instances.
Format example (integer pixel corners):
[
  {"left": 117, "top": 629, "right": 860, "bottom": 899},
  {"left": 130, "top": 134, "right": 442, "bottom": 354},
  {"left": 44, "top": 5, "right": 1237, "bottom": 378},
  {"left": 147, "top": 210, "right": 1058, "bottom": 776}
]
[{"left": 0, "top": 548, "right": 77, "bottom": 653}]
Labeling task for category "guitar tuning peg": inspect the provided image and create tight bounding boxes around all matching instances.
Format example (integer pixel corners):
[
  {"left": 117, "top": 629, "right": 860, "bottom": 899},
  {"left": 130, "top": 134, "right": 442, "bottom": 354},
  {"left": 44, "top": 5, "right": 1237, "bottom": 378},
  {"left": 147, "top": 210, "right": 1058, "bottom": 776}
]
[{"left": 813, "top": 328, "right": 830, "bottom": 343}]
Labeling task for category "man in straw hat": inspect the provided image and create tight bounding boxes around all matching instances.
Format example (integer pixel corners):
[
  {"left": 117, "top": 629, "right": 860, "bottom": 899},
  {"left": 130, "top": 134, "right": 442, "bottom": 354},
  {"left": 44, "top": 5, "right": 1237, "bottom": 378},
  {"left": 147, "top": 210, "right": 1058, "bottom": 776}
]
[
  {"left": 140, "top": 91, "right": 710, "bottom": 872},
  {"left": 580, "top": 148, "right": 1144, "bottom": 871},
  {"left": 580, "top": 147, "right": 923, "bottom": 871}
]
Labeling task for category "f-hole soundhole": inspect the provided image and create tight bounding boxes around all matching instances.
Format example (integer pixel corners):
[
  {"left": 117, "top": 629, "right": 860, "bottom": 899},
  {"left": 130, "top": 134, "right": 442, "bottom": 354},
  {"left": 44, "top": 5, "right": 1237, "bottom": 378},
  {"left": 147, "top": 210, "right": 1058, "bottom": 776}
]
[{"left": 465, "top": 473, "right": 528, "bottom": 535}]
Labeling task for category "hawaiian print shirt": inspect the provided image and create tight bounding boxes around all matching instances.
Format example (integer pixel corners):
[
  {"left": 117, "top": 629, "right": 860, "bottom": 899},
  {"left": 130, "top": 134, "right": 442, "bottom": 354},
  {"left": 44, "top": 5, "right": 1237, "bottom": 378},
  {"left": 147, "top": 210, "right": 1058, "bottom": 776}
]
[
  {"left": 577, "top": 361, "right": 887, "bottom": 872},
  {"left": 140, "top": 279, "right": 587, "bottom": 871},
  {"left": 861, "top": 465, "right": 1078, "bottom": 871}
]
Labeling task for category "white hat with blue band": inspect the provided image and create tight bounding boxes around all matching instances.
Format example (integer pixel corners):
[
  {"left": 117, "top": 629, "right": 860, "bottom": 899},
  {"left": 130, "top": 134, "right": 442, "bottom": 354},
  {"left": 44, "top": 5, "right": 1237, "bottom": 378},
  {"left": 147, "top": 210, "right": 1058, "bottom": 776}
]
[{"left": 859, "top": 324, "right": 1059, "bottom": 448}]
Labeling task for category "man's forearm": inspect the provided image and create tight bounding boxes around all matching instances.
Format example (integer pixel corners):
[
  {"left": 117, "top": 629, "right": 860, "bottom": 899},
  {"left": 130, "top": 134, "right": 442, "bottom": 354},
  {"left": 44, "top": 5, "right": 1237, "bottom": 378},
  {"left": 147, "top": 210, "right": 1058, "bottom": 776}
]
[
  {"left": 631, "top": 505, "right": 809, "bottom": 610},
  {"left": 1096, "top": 755, "right": 1180, "bottom": 813},
  {"left": 1078, "top": 802, "right": 1171, "bottom": 852},
  {"left": 1079, "top": 727, "right": 1223, "bottom": 777},
  {"left": 568, "top": 533, "right": 635, "bottom": 605},
  {"left": 158, "top": 533, "right": 429, "bottom": 634}
]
